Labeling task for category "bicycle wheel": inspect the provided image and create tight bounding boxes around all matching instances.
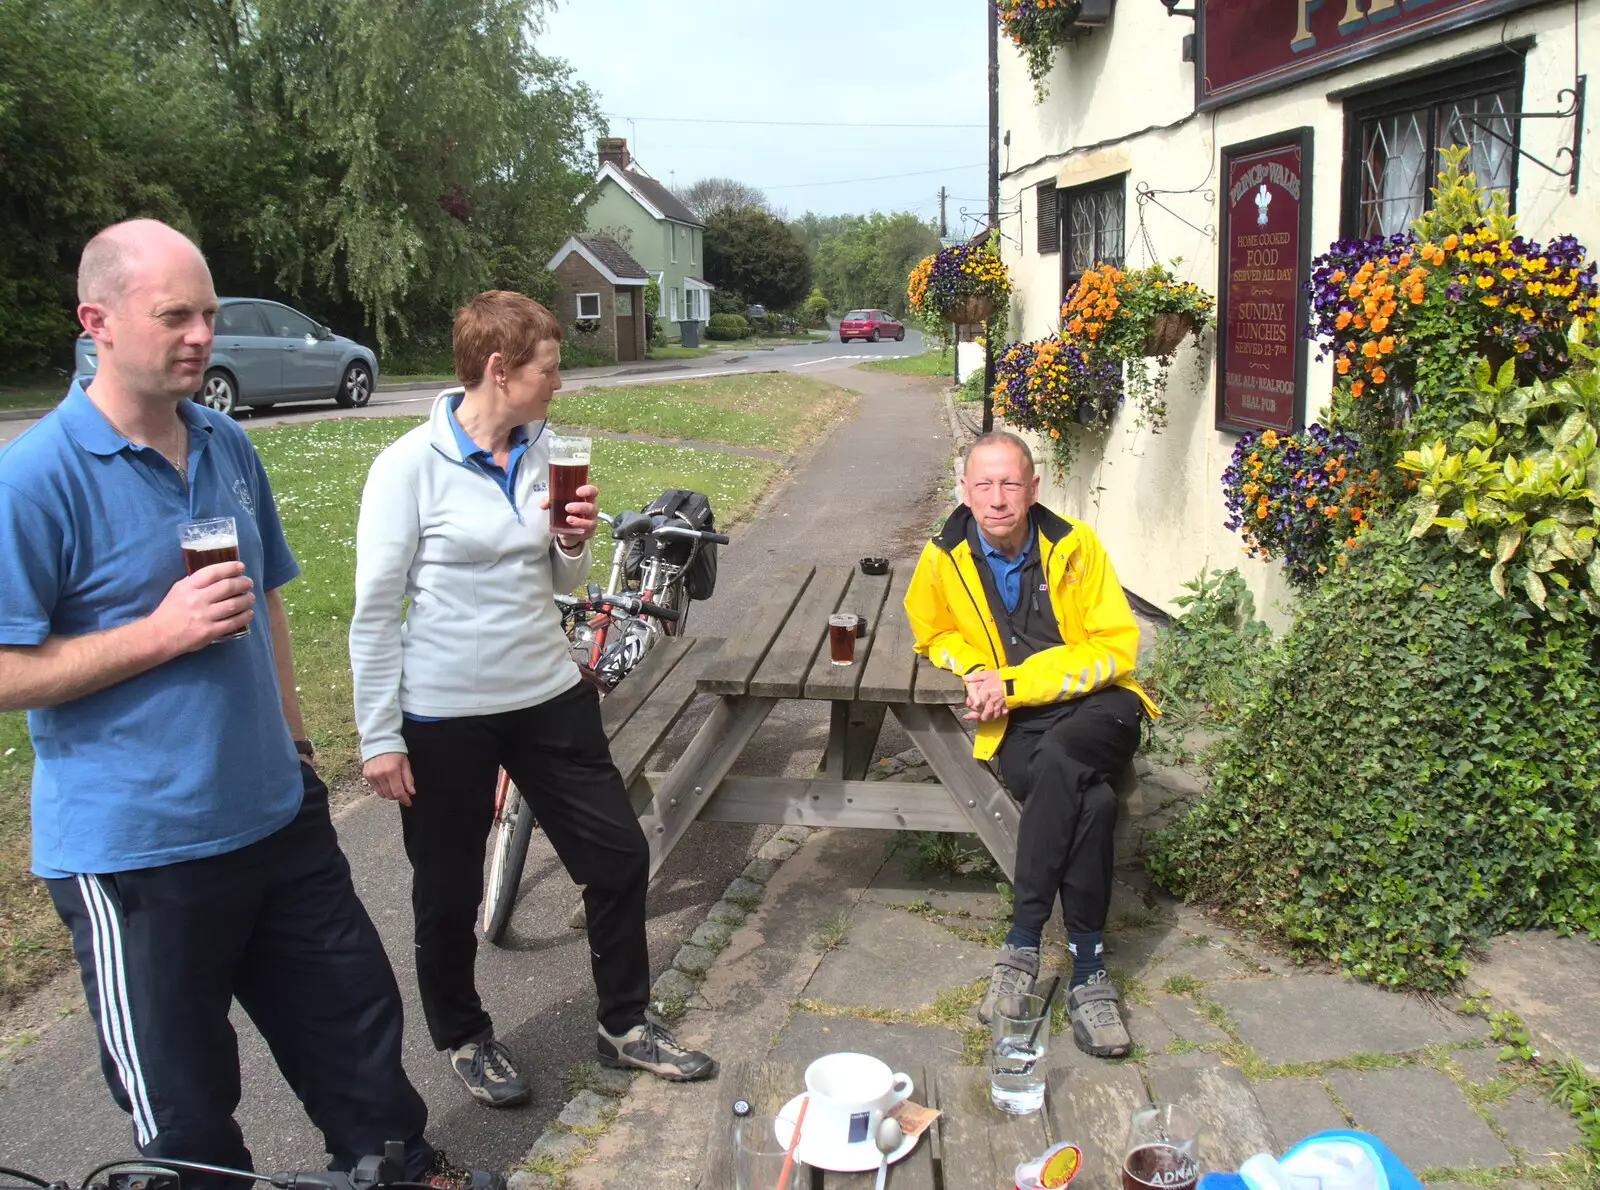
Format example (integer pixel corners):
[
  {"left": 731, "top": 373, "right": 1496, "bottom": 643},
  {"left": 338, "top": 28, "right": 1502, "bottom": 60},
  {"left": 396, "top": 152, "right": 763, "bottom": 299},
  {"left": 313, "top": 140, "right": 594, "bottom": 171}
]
[
  {"left": 482, "top": 778, "right": 536, "bottom": 945},
  {"left": 659, "top": 580, "right": 690, "bottom": 638}
]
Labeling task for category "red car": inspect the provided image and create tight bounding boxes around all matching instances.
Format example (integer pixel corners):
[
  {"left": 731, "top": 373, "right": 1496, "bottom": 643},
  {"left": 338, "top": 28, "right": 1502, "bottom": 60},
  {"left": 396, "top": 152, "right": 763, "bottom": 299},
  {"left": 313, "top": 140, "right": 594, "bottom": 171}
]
[{"left": 839, "top": 309, "right": 906, "bottom": 343}]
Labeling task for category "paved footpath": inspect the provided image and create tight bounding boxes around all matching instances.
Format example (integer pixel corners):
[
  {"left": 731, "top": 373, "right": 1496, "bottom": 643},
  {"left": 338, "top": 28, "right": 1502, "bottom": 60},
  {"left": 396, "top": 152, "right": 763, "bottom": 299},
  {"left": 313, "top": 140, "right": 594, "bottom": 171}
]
[
  {"left": 548, "top": 743, "right": 1597, "bottom": 1190},
  {"left": 0, "top": 362, "right": 955, "bottom": 1180}
]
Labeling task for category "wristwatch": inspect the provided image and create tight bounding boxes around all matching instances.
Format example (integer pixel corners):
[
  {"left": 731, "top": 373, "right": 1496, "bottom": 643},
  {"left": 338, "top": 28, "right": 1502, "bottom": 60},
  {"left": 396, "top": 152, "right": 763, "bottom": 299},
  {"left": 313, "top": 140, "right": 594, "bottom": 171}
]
[{"left": 294, "top": 738, "right": 316, "bottom": 760}]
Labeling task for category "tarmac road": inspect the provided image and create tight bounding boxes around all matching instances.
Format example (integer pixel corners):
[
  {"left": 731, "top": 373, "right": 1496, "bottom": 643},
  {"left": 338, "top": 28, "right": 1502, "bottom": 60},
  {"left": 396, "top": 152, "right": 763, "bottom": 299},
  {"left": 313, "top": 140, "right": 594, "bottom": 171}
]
[{"left": 0, "top": 354, "right": 956, "bottom": 1180}]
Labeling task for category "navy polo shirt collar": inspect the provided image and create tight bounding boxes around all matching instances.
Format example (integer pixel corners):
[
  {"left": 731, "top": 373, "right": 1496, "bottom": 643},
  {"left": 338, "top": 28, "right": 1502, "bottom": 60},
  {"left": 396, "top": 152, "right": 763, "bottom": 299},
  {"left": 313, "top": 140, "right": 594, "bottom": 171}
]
[{"left": 447, "top": 392, "right": 528, "bottom": 461}]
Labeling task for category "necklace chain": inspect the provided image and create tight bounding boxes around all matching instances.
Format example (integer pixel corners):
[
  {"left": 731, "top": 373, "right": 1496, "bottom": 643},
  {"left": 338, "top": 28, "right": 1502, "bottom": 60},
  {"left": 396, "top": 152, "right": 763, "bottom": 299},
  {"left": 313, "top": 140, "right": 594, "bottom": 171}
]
[{"left": 103, "top": 412, "right": 187, "bottom": 484}]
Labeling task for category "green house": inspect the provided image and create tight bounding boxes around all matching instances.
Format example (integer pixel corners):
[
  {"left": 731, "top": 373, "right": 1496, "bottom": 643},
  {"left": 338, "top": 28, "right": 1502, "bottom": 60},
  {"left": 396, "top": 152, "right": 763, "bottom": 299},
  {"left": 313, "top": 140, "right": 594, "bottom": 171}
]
[{"left": 583, "top": 139, "right": 712, "bottom": 342}]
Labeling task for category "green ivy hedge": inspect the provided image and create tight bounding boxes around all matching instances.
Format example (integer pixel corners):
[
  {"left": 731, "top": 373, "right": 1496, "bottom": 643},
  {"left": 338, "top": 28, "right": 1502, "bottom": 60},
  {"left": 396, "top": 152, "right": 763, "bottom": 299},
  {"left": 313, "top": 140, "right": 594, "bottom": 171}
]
[{"left": 1147, "top": 520, "right": 1600, "bottom": 991}]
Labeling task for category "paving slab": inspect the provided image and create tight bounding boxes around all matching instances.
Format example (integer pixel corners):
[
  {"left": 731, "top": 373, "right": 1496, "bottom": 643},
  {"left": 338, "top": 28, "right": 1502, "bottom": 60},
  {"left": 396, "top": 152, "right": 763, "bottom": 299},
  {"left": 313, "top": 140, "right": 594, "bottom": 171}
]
[
  {"left": 1208, "top": 975, "right": 1485, "bottom": 1064},
  {"left": 1143, "top": 935, "right": 1268, "bottom": 982},
  {"left": 1122, "top": 999, "right": 1179, "bottom": 1055},
  {"left": 1448, "top": 1045, "right": 1510, "bottom": 1085},
  {"left": 770, "top": 1010, "right": 969, "bottom": 1074},
  {"left": 1147, "top": 993, "right": 1232, "bottom": 1046},
  {"left": 1325, "top": 1066, "right": 1509, "bottom": 1169},
  {"left": 1252, "top": 1077, "right": 1348, "bottom": 1150},
  {"left": 1489, "top": 1087, "right": 1581, "bottom": 1160},
  {"left": 801, "top": 901, "right": 995, "bottom": 1012},
  {"left": 859, "top": 848, "right": 1009, "bottom": 919},
  {"left": 1471, "top": 930, "right": 1600, "bottom": 1075}
]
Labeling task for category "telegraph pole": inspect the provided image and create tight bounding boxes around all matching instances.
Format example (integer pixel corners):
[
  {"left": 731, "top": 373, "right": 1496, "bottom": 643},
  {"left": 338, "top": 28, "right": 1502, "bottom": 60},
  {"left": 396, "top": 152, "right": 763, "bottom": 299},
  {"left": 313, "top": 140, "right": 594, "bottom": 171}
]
[
  {"left": 939, "top": 187, "right": 948, "bottom": 239},
  {"left": 982, "top": 0, "right": 999, "bottom": 433}
]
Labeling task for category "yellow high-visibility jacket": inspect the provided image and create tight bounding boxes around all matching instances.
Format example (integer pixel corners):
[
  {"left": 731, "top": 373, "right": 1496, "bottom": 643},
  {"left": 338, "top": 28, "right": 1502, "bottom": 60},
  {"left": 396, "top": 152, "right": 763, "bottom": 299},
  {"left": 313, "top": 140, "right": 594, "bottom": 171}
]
[{"left": 904, "top": 504, "right": 1158, "bottom": 761}]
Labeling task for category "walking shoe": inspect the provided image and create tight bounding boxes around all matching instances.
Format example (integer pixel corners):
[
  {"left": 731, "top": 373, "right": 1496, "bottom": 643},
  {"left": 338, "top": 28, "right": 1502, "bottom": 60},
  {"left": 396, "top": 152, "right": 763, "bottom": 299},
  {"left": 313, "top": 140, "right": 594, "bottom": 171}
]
[
  {"left": 598, "top": 1019, "right": 716, "bottom": 1082},
  {"left": 419, "top": 1150, "right": 508, "bottom": 1190},
  {"left": 448, "top": 1037, "right": 532, "bottom": 1107},
  {"left": 976, "top": 944, "right": 1040, "bottom": 1025},
  {"left": 1068, "top": 970, "right": 1130, "bottom": 1058}
]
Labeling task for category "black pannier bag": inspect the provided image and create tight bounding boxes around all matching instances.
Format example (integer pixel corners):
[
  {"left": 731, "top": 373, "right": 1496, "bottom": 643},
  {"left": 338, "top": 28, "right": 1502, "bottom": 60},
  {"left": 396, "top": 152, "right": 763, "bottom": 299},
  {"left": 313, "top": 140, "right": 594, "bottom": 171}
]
[{"left": 624, "top": 488, "right": 719, "bottom": 601}]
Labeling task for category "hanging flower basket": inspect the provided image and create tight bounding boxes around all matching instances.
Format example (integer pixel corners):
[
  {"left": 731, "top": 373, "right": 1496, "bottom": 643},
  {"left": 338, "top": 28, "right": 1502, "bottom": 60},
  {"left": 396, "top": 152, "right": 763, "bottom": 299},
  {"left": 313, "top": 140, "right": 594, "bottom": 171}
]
[
  {"left": 1000, "top": 0, "right": 1086, "bottom": 101},
  {"left": 1142, "top": 312, "right": 1196, "bottom": 358},
  {"left": 945, "top": 295, "right": 995, "bottom": 326},
  {"left": 907, "top": 242, "right": 1011, "bottom": 333}
]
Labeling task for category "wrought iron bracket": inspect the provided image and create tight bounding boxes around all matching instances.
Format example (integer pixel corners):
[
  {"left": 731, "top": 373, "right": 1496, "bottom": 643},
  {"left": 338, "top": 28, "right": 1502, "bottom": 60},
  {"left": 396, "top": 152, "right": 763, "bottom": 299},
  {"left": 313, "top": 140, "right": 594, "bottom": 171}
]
[{"left": 1462, "top": 76, "right": 1584, "bottom": 195}]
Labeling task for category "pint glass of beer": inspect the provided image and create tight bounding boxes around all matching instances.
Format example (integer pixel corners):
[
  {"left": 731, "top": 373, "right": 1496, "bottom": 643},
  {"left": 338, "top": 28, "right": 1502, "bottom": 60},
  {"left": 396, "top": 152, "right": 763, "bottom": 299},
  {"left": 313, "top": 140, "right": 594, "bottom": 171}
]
[
  {"left": 548, "top": 436, "right": 592, "bottom": 533},
  {"left": 179, "top": 516, "right": 249, "bottom": 639},
  {"left": 828, "top": 614, "right": 860, "bottom": 666}
]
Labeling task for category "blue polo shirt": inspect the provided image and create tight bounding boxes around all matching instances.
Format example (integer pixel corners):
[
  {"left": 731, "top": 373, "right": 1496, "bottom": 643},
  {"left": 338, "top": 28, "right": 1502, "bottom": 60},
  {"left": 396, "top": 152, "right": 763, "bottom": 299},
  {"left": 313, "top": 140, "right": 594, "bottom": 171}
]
[
  {"left": 0, "top": 383, "right": 303, "bottom": 877},
  {"left": 447, "top": 394, "right": 535, "bottom": 510},
  {"left": 980, "top": 523, "right": 1035, "bottom": 613}
]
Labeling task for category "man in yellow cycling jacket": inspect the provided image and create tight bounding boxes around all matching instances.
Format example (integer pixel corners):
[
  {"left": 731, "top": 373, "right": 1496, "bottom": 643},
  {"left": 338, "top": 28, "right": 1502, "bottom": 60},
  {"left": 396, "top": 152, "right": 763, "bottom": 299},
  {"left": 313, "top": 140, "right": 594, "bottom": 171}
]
[{"left": 905, "top": 431, "right": 1157, "bottom": 1058}]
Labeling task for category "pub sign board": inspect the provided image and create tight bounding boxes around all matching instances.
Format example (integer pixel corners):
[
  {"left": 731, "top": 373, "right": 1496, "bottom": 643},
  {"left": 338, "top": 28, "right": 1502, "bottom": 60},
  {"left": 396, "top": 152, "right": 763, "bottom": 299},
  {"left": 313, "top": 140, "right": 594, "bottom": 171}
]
[
  {"left": 1216, "top": 129, "right": 1313, "bottom": 436},
  {"left": 1197, "top": 0, "right": 1546, "bottom": 110}
]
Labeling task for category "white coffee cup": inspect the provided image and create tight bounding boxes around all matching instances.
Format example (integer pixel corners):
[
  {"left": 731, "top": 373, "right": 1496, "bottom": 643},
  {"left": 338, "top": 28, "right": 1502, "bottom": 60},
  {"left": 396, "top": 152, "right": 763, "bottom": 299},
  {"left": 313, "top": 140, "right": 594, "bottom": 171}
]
[{"left": 802, "top": 1053, "right": 913, "bottom": 1150}]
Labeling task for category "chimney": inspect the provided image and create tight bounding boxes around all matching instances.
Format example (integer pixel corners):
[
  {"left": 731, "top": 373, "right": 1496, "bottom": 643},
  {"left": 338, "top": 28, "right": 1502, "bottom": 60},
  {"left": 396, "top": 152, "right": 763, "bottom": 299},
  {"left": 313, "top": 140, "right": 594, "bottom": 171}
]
[{"left": 598, "top": 137, "right": 630, "bottom": 172}]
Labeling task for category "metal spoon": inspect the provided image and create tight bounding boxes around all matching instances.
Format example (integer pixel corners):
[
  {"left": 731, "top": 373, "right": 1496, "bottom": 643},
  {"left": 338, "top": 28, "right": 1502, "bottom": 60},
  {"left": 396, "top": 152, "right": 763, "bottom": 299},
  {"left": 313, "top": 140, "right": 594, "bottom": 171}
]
[{"left": 873, "top": 1117, "right": 903, "bottom": 1190}]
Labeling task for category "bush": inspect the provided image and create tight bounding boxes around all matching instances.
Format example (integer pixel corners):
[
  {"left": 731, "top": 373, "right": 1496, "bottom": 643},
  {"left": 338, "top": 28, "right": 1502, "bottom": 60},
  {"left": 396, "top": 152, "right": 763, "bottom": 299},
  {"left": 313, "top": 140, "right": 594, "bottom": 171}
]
[
  {"left": 706, "top": 313, "right": 749, "bottom": 341},
  {"left": 1147, "top": 519, "right": 1600, "bottom": 991},
  {"left": 560, "top": 340, "right": 612, "bottom": 369},
  {"left": 710, "top": 289, "right": 748, "bottom": 317},
  {"left": 1147, "top": 569, "right": 1271, "bottom": 721},
  {"left": 802, "top": 287, "right": 829, "bottom": 329}
]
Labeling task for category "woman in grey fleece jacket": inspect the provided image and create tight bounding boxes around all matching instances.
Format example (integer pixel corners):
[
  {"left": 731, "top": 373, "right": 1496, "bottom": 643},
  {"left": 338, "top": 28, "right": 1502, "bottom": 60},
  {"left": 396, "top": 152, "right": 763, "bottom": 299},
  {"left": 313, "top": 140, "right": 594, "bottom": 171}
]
[{"left": 348, "top": 292, "right": 714, "bottom": 1110}]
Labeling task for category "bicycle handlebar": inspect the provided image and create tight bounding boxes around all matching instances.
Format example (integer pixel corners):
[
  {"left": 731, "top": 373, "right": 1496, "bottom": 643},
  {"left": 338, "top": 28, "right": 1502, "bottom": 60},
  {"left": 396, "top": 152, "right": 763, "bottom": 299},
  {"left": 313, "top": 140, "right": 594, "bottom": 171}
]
[
  {"left": 607, "top": 510, "right": 727, "bottom": 546},
  {"left": 555, "top": 592, "right": 680, "bottom": 622}
]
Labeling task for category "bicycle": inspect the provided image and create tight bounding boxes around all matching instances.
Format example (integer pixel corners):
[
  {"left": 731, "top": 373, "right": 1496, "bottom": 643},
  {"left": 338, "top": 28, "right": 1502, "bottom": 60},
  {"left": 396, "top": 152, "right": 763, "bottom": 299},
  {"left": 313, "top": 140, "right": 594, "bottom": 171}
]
[
  {"left": 479, "top": 505, "right": 728, "bottom": 944},
  {"left": 0, "top": 1142, "right": 430, "bottom": 1190}
]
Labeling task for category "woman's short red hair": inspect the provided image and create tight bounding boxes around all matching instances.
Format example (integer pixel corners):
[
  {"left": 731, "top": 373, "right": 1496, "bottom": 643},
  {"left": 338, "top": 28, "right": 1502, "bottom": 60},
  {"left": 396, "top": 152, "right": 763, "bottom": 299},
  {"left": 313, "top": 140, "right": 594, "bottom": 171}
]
[{"left": 453, "top": 290, "right": 562, "bottom": 385}]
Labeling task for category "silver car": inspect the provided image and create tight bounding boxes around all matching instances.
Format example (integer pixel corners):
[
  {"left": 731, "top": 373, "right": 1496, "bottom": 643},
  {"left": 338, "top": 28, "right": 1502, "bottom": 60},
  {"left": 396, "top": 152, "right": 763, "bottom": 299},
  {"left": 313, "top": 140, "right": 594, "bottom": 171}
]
[{"left": 74, "top": 298, "right": 378, "bottom": 416}]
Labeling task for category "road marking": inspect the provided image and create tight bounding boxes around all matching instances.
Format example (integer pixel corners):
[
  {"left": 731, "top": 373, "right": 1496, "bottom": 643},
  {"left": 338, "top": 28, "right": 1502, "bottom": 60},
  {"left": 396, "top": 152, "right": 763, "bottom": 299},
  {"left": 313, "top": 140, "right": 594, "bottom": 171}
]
[
  {"left": 793, "top": 356, "right": 852, "bottom": 367},
  {"left": 613, "top": 369, "right": 751, "bottom": 384}
]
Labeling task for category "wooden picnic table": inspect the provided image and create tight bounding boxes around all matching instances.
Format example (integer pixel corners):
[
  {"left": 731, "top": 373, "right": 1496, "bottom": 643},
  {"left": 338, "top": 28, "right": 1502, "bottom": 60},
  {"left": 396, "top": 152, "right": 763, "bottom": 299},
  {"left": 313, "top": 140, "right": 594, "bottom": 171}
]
[
  {"left": 594, "top": 561, "right": 1025, "bottom": 883},
  {"left": 702, "top": 1059, "right": 1276, "bottom": 1190}
]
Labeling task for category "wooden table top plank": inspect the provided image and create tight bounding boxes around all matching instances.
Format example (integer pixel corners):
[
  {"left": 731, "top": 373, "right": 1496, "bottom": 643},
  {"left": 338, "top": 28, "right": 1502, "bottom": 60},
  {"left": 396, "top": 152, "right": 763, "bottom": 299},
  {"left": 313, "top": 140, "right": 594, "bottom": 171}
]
[
  {"left": 934, "top": 1065, "right": 1051, "bottom": 1190},
  {"left": 607, "top": 636, "right": 722, "bottom": 786},
  {"left": 748, "top": 564, "right": 855, "bottom": 699},
  {"left": 1044, "top": 1063, "right": 1149, "bottom": 1190},
  {"left": 913, "top": 654, "right": 969, "bottom": 705},
  {"left": 802, "top": 567, "right": 894, "bottom": 700},
  {"left": 599, "top": 633, "right": 693, "bottom": 740},
  {"left": 698, "top": 563, "right": 817, "bottom": 695},
  {"left": 856, "top": 566, "right": 919, "bottom": 704},
  {"left": 704, "top": 1061, "right": 936, "bottom": 1190},
  {"left": 1144, "top": 1062, "right": 1276, "bottom": 1175}
]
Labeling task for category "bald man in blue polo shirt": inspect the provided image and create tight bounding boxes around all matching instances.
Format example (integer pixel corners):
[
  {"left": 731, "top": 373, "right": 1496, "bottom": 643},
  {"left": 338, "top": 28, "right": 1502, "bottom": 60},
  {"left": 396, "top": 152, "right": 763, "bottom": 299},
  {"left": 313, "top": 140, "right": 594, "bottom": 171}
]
[{"left": 0, "top": 221, "right": 497, "bottom": 1190}]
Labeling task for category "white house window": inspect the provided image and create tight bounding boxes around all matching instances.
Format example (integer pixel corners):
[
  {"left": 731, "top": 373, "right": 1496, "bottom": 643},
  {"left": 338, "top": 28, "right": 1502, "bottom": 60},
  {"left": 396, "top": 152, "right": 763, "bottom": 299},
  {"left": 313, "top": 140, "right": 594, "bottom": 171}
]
[
  {"left": 684, "top": 289, "right": 698, "bottom": 320},
  {"left": 576, "top": 292, "right": 601, "bottom": 320},
  {"left": 1344, "top": 60, "right": 1521, "bottom": 239},
  {"left": 670, "top": 288, "right": 680, "bottom": 320},
  {"left": 670, "top": 226, "right": 678, "bottom": 264},
  {"left": 692, "top": 231, "right": 699, "bottom": 265}
]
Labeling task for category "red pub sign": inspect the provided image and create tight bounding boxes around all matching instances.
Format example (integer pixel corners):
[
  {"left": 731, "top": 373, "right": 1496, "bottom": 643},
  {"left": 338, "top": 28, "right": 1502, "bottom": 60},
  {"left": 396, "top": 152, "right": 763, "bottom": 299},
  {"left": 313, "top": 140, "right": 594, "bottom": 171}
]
[
  {"left": 1197, "top": 0, "right": 1545, "bottom": 110},
  {"left": 1216, "top": 130, "right": 1313, "bottom": 435}
]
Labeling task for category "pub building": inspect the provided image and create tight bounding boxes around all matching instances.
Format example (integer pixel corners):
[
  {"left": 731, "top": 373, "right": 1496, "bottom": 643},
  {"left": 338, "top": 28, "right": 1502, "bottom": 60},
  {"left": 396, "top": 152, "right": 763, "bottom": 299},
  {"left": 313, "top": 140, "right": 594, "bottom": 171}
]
[{"left": 995, "top": 0, "right": 1594, "bottom": 621}]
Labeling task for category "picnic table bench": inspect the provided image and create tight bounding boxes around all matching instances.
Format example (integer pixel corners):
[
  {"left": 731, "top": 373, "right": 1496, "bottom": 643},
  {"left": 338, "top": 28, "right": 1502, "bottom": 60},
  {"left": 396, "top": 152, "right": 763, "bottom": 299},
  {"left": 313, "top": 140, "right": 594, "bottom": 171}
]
[
  {"left": 592, "top": 561, "right": 1026, "bottom": 882},
  {"left": 703, "top": 1060, "right": 1278, "bottom": 1190}
]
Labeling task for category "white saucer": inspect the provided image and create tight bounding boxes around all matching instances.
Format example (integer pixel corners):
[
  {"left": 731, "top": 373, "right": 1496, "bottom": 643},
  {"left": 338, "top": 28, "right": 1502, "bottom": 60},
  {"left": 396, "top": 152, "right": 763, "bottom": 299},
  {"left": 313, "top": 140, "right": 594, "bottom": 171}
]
[{"left": 773, "top": 1093, "right": 921, "bottom": 1173}]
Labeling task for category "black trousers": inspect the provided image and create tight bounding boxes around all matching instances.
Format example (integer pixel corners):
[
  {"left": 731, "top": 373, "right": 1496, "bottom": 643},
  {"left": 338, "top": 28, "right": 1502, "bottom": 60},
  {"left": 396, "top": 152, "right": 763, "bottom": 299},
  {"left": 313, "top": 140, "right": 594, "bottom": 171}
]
[
  {"left": 996, "top": 686, "right": 1144, "bottom": 937},
  {"left": 399, "top": 680, "right": 651, "bottom": 1049},
  {"left": 47, "top": 766, "right": 431, "bottom": 1190}
]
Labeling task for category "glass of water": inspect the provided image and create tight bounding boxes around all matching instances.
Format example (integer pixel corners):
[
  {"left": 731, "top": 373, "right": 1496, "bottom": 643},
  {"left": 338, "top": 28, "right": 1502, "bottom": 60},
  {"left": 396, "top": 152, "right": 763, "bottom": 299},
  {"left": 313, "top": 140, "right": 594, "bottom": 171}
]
[{"left": 990, "top": 992, "right": 1049, "bottom": 1114}]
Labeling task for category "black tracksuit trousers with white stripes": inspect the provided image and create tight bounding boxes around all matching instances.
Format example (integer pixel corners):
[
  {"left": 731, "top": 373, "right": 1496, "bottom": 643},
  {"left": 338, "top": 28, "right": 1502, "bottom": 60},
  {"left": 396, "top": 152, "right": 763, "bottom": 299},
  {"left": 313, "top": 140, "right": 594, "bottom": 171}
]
[{"left": 46, "top": 765, "right": 432, "bottom": 1190}]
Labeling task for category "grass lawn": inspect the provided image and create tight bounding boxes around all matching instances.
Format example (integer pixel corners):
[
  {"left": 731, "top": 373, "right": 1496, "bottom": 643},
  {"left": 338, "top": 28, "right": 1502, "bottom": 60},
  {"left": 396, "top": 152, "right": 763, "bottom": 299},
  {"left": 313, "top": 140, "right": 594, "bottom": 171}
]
[
  {"left": 555, "top": 372, "right": 854, "bottom": 454},
  {"left": 646, "top": 345, "right": 715, "bottom": 360},
  {"left": 0, "top": 370, "right": 851, "bottom": 1010},
  {"left": 859, "top": 349, "right": 955, "bottom": 377},
  {"left": 379, "top": 373, "right": 456, "bottom": 386},
  {"left": 0, "top": 387, "right": 64, "bottom": 414}
]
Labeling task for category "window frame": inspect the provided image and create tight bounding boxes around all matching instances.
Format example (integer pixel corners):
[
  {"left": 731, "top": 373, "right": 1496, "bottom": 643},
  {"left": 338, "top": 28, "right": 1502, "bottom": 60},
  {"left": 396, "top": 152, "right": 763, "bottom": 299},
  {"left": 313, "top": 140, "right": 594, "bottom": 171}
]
[
  {"left": 261, "top": 302, "right": 320, "bottom": 339},
  {"left": 1057, "top": 174, "right": 1127, "bottom": 300},
  {"left": 216, "top": 302, "right": 272, "bottom": 337},
  {"left": 576, "top": 292, "right": 602, "bottom": 320},
  {"left": 1339, "top": 54, "right": 1524, "bottom": 241}
]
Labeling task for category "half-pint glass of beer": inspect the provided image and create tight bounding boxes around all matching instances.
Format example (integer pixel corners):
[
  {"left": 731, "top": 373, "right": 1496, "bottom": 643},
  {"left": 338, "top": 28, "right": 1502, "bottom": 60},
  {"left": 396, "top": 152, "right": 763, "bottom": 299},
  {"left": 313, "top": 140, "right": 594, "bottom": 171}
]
[
  {"left": 828, "top": 614, "right": 860, "bottom": 666},
  {"left": 548, "top": 435, "right": 592, "bottom": 533},
  {"left": 179, "top": 516, "right": 248, "bottom": 639}
]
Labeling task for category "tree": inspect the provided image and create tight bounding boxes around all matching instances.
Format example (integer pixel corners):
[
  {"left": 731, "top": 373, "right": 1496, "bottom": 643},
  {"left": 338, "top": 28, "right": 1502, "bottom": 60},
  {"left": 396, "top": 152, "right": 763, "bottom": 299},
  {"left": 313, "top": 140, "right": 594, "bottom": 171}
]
[
  {"left": 809, "top": 212, "right": 941, "bottom": 318},
  {"left": 704, "top": 208, "right": 812, "bottom": 312},
  {"left": 677, "top": 177, "right": 768, "bottom": 221}
]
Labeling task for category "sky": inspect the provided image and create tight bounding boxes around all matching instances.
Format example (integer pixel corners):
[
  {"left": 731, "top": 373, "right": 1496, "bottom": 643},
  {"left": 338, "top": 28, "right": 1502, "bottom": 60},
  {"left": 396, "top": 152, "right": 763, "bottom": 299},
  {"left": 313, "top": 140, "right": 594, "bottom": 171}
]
[{"left": 536, "top": 1, "right": 989, "bottom": 228}]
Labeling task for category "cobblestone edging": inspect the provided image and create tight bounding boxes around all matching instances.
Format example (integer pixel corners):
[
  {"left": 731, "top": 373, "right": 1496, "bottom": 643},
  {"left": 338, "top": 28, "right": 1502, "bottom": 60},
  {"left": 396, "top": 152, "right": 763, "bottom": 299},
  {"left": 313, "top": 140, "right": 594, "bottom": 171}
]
[{"left": 508, "top": 822, "right": 818, "bottom": 1188}]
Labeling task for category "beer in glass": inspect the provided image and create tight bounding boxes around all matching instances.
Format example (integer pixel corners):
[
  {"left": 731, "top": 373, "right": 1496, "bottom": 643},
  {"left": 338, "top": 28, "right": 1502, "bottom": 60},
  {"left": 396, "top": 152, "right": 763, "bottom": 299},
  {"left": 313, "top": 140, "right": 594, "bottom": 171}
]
[
  {"left": 179, "top": 516, "right": 248, "bottom": 639},
  {"left": 548, "top": 435, "right": 592, "bottom": 533},
  {"left": 828, "top": 614, "right": 859, "bottom": 665}
]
